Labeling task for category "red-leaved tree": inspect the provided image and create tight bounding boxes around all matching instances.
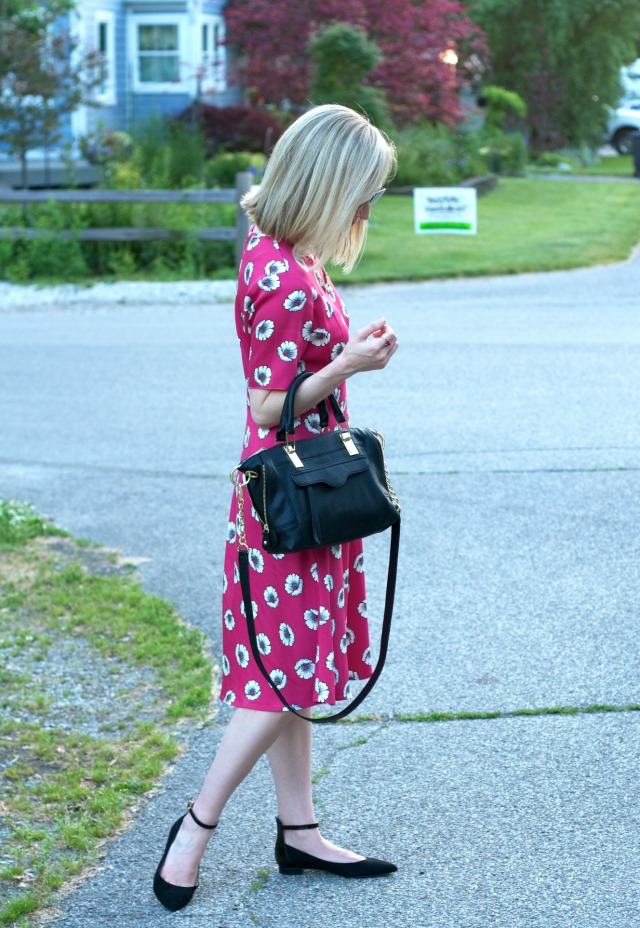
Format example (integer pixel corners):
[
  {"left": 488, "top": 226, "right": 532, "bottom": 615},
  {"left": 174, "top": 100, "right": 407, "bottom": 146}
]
[{"left": 224, "top": 0, "right": 487, "bottom": 125}]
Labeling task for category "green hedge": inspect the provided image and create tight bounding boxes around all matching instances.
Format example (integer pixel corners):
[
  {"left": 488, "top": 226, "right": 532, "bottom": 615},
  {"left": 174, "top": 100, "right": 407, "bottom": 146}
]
[
  {"left": 390, "top": 122, "right": 527, "bottom": 188},
  {"left": 0, "top": 199, "right": 238, "bottom": 283},
  {"left": 0, "top": 120, "right": 267, "bottom": 283}
]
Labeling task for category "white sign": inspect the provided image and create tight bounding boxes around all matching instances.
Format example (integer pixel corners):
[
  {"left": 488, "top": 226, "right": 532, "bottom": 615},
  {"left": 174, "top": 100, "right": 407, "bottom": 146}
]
[{"left": 413, "top": 187, "right": 477, "bottom": 235}]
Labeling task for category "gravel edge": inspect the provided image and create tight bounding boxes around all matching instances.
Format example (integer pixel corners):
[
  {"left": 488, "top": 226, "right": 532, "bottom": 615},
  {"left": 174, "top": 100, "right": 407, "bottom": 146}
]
[{"left": 0, "top": 279, "right": 237, "bottom": 310}]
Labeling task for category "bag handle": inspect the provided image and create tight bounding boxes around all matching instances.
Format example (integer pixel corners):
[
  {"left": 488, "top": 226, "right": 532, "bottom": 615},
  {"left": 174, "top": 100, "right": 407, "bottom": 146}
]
[
  {"left": 276, "top": 371, "right": 346, "bottom": 443},
  {"left": 238, "top": 519, "right": 400, "bottom": 723}
]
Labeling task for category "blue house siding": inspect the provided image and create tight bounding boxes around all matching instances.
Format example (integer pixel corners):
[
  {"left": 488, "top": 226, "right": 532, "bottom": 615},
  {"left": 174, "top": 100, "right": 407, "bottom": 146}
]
[
  {"left": 105, "top": 0, "right": 241, "bottom": 135},
  {"left": 122, "top": 92, "right": 193, "bottom": 130},
  {"left": 1, "top": 0, "right": 242, "bottom": 173}
]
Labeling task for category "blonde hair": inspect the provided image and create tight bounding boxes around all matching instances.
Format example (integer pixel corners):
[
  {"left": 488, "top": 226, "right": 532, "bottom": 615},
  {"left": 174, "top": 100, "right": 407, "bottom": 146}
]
[{"left": 242, "top": 104, "right": 396, "bottom": 272}]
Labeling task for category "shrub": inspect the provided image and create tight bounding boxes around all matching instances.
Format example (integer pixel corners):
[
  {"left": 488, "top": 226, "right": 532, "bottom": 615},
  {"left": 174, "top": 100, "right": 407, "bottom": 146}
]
[
  {"left": 164, "top": 122, "right": 207, "bottom": 187},
  {"left": 121, "top": 117, "right": 208, "bottom": 189},
  {"left": 0, "top": 200, "right": 88, "bottom": 282},
  {"left": 477, "top": 129, "right": 527, "bottom": 175},
  {"left": 177, "top": 104, "right": 284, "bottom": 156},
  {"left": 203, "top": 151, "right": 266, "bottom": 187},
  {"left": 129, "top": 112, "right": 168, "bottom": 178},
  {"left": 26, "top": 202, "right": 88, "bottom": 278},
  {"left": 392, "top": 123, "right": 485, "bottom": 187},
  {"left": 532, "top": 151, "right": 564, "bottom": 168},
  {"left": 479, "top": 85, "right": 527, "bottom": 131},
  {"left": 80, "top": 123, "right": 134, "bottom": 164},
  {"left": 0, "top": 193, "right": 236, "bottom": 283}
]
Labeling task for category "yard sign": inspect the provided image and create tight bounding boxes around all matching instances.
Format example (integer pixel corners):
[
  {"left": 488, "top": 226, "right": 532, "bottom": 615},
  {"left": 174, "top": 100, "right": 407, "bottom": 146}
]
[{"left": 413, "top": 187, "right": 477, "bottom": 235}]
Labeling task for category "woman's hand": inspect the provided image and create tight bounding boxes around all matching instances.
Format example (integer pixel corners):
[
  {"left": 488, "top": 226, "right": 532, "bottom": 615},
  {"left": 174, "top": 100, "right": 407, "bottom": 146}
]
[
  {"left": 249, "top": 316, "right": 398, "bottom": 429},
  {"left": 335, "top": 317, "right": 399, "bottom": 377}
]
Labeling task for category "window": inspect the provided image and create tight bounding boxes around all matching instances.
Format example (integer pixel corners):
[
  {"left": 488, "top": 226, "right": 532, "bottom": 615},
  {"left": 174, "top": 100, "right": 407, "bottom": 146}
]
[
  {"left": 129, "top": 14, "right": 187, "bottom": 93},
  {"left": 95, "top": 11, "right": 116, "bottom": 105},
  {"left": 200, "top": 16, "right": 226, "bottom": 93},
  {"left": 138, "top": 24, "right": 179, "bottom": 83}
]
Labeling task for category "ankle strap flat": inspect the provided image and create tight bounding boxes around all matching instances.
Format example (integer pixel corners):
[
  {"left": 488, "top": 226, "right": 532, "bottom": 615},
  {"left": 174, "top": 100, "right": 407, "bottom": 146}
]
[
  {"left": 187, "top": 800, "right": 217, "bottom": 830},
  {"left": 274, "top": 815, "right": 397, "bottom": 878},
  {"left": 276, "top": 816, "right": 319, "bottom": 831}
]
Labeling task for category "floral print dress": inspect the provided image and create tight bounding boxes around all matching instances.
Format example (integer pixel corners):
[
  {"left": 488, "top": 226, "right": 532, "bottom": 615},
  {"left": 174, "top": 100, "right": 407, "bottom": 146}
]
[{"left": 220, "top": 228, "right": 372, "bottom": 711}]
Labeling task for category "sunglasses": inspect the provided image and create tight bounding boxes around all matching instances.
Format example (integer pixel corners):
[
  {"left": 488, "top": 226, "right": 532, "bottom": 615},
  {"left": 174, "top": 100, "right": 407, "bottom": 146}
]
[
  {"left": 369, "top": 188, "right": 386, "bottom": 205},
  {"left": 359, "top": 188, "right": 386, "bottom": 210}
]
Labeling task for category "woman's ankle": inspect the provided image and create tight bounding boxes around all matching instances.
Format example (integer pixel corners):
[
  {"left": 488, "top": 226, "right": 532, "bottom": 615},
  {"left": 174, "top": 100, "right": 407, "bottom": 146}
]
[{"left": 178, "top": 814, "right": 213, "bottom": 850}]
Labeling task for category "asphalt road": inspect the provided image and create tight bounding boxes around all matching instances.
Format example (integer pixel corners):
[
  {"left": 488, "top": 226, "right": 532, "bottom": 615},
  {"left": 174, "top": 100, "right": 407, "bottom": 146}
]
[{"left": 1, "top": 251, "right": 639, "bottom": 927}]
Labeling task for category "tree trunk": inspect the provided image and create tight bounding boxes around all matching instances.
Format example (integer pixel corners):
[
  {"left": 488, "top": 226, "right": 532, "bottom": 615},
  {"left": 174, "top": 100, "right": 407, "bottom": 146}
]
[{"left": 20, "top": 150, "right": 29, "bottom": 190}]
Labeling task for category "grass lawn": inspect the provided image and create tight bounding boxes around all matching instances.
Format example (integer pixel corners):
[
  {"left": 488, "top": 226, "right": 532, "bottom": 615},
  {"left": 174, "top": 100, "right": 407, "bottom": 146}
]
[
  {"left": 579, "top": 154, "right": 637, "bottom": 177},
  {"left": 331, "top": 176, "right": 640, "bottom": 285},
  {"left": 0, "top": 500, "right": 215, "bottom": 927},
  {"left": 529, "top": 153, "right": 636, "bottom": 177}
]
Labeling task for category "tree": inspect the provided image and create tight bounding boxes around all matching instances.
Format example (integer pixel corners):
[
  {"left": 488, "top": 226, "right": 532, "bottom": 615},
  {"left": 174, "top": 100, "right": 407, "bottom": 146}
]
[
  {"left": 480, "top": 86, "right": 527, "bottom": 131},
  {"left": 224, "top": 0, "right": 487, "bottom": 126},
  {"left": 310, "top": 23, "right": 390, "bottom": 128},
  {"left": 0, "top": 0, "right": 102, "bottom": 187},
  {"left": 469, "top": 0, "right": 640, "bottom": 150}
]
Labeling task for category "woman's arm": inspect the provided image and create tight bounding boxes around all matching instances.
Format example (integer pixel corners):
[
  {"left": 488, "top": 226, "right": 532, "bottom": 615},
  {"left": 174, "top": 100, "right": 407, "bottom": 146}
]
[{"left": 249, "top": 317, "right": 398, "bottom": 429}]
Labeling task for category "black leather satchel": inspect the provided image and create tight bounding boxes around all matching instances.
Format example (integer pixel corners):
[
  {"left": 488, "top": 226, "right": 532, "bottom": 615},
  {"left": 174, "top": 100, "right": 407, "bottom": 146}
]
[
  {"left": 231, "top": 371, "right": 401, "bottom": 722},
  {"left": 236, "top": 372, "right": 400, "bottom": 553}
]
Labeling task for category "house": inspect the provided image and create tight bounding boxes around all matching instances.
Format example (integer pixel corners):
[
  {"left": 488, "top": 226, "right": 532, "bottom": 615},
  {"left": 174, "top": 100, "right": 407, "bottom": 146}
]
[
  {"left": 72, "top": 0, "right": 240, "bottom": 139},
  {"left": 0, "top": 0, "right": 241, "bottom": 186}
]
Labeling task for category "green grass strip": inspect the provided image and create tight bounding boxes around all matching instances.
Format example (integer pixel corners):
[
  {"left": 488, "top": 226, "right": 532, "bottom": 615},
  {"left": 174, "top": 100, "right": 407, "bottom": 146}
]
[
  {"left": 345, "top": 704, "right": 640, "bottom": 724},
  {"left": 0, "top": 500, "right": 214, "bottom": 927},
  {"left": 529, "top": 153, "right": 634, "bottom": 177}
]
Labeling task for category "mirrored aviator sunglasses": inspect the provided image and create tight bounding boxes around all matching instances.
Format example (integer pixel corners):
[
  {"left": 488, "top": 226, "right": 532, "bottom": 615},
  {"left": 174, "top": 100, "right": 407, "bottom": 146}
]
[{"left": 368, "top": 188, "right": 386, "bottom": 206}]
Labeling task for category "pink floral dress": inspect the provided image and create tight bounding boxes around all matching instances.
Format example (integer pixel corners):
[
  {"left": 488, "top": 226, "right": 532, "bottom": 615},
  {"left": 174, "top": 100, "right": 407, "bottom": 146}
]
[{"left": 220, "top": 228, "right": 372, "bottom": 711}]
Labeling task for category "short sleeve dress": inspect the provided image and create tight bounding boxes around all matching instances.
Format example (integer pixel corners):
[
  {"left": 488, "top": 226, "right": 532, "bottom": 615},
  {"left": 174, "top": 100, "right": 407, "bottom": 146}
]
[{"left": 220, "top": 227, "right": 372, "bottom": 711}]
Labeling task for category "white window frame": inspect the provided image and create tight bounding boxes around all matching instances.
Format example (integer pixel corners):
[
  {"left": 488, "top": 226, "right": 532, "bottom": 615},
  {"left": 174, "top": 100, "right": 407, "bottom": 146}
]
[
  {"left": 95, "top": 11, "right": 116, "bottom": 106},
  {"left": 128, "top": 13, "right": 188, "bottom": 94},
  {"left": 199, "top": 14, "right": 227, "bottom": 94},
  {"left": 70, "top": 3, "right": 87, "bottom": 150}
]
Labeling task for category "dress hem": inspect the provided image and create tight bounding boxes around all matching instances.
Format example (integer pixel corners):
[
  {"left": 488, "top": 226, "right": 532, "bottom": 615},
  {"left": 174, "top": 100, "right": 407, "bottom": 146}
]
[{"left": 219, "top": 697, "right": 359, "bottom": 713}]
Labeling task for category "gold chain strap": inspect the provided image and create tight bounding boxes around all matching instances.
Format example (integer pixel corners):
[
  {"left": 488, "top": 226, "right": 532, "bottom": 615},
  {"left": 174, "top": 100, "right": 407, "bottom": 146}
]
[
  {"left": 229, "top": 467, "right": 256, "bottom": 551},
  {"left": 371, "top": 430, "right": 401, "bottom": 513}
]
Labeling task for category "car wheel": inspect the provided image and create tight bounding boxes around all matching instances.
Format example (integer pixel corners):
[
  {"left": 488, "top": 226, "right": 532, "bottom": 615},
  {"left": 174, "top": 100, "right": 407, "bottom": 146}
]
[{"left": 611, "top": 127, "right": 638, "bottom": 155}]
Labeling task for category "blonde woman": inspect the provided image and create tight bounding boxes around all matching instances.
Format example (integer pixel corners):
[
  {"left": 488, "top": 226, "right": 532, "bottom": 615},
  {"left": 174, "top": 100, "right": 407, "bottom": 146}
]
[{"left": 154, "top": 104, "right": 399, "bottom": 912}]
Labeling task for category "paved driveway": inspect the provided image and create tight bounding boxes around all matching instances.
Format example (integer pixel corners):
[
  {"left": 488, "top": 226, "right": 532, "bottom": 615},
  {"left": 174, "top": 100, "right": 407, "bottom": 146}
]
[{"left": 1, "top": 253, "right": 639, "bottom": 927}]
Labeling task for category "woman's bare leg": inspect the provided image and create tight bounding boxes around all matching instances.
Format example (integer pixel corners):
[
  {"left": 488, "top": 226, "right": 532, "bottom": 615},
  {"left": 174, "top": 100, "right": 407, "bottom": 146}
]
[
  {"left": 266, "top": 711, "right": 364, "bottom": 863},
  {"left": 160, "top": 707, "right": 294, "bottom": 886}
]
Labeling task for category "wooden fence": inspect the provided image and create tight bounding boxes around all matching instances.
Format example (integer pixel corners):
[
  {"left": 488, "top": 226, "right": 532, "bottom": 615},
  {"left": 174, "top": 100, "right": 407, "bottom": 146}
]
[{"left": 0, "top": 171, "right": 253, "bottom": 265}]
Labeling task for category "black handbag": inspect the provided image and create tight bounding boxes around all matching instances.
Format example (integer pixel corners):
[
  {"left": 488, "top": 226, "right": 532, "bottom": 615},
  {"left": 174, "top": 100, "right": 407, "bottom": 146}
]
[{"left": 231, "top": 371, "right": 401, "bottom": 722}]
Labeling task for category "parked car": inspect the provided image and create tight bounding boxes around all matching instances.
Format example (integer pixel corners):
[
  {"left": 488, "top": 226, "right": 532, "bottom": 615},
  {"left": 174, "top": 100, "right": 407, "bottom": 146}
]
[
  {"left": 607, "top": 99, "right": 640, "bottom": 154},
  {"left": 620, "top": 58, "right": 640, "bottom": 98}
]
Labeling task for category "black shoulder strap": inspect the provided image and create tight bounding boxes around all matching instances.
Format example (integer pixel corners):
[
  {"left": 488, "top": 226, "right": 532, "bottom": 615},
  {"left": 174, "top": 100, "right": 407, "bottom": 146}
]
[{"left": 238, "top": 520, "right": 400, "bottom": 723}]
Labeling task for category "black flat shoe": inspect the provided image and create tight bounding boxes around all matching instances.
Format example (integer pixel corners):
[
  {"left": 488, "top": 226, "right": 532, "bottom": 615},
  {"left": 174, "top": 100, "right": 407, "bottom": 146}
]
[
  {"left": 153, "top": 801, "right": 218, "bottom": 911},
  {"left": 275, "top": 817, "right": 397, "bottom": 878}
]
